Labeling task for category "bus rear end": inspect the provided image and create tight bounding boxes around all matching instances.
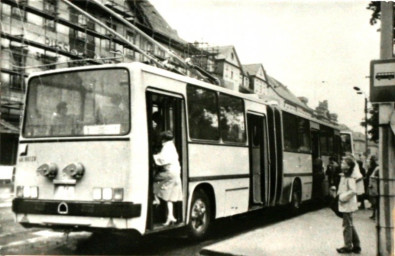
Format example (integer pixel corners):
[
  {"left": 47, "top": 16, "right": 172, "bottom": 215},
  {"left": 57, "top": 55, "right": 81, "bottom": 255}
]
[{"left": 12, "top": 66, "right": 146, "bottom": 234}]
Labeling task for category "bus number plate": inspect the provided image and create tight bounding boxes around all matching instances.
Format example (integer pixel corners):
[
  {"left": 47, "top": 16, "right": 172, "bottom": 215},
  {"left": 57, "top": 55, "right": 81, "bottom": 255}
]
[{"left": 55, "top": 185, "right": 75, "bottom": 200}]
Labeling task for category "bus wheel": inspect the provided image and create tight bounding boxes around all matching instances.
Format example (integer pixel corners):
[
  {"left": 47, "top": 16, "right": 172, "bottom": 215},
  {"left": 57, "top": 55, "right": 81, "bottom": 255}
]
[
  {"left": 290, "top": 182, "right": 301, "bottom": 214},
  {"left": 188, "top": 189, "right": 211, "bottom": 240}
]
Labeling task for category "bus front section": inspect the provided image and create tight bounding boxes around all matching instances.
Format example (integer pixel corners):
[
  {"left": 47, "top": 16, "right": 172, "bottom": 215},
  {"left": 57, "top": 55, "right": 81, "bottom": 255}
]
[{"left": 12, "top": 67, "right": 146, "bottom": 234}]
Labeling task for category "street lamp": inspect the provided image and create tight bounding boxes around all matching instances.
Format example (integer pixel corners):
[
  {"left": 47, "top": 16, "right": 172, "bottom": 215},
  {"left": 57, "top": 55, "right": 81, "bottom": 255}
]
[{"left": 353, "top": 86, "right": 369, "bottom": 166}]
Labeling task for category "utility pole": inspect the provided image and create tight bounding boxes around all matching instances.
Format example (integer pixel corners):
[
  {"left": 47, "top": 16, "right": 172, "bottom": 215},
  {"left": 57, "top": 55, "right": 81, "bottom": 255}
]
[
  {"left": 364, "top": 96, "right": 368, "bottom": 164},
  {"left": 377, "top": 3, "right": 395, "bottom": 256}
]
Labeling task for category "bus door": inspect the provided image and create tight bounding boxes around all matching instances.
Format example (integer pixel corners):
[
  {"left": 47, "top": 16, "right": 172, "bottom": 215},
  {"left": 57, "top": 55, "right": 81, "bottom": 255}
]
[
  {"left": 146, "top": 90, "right": 187, "bottom": 230},
  {"left": 267, "top": 107, "right": 277, "bottom": 206},
  {"left": 247, "top": 113, "right": 267, "bottom": 206},
  {"left": 274, "top": 108, "right": 283, "bottom": 204}
]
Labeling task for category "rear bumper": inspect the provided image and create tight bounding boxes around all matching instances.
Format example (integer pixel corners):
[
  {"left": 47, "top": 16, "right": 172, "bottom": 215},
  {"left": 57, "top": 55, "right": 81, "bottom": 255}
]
[{"left": 12, "top": 198, "right": 141, "bottom": 218}]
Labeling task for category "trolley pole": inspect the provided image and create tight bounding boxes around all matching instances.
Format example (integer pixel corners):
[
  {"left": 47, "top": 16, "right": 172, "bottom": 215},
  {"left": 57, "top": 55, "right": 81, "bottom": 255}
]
[{"left": 378, "top": 3, "right": 395, "bottom": 256}]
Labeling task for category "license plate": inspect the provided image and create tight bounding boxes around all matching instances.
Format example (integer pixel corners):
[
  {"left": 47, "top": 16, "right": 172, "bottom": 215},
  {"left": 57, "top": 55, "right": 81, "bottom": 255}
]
[{"left": 54, "top": 185, "right": 75, "bottom": 200}]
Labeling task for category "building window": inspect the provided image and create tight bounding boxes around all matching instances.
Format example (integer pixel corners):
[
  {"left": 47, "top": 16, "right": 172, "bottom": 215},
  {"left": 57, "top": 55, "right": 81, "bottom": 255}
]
[
  {"left": 124, "top": 31, "right": 135, "bottom": 56},
  {"left": 105, "top": 22, "right": 117, "bottom": 51},
  {"left": 41, "top": 55, "right": 57, "bottom": 70},
  {"left": 76, "top": 30, "right": 87, "bottom": 40},
  {"left": 44, "top": 19, "right": 56, "bottom": 32},
  {"left": 43, "top": 0, "right": 57, "bottom": 14},
  {"left": 10, "top": 47, "right": 27, "bottom": 91},
  {"left": 11, "top": 7, "right": 27, "bottom": 21},
  {"left": 78, "top": 14, "right": 88, "bottom": 26},
  {"left": 231, "top": 53, "right": 234, "bottom": 60}
]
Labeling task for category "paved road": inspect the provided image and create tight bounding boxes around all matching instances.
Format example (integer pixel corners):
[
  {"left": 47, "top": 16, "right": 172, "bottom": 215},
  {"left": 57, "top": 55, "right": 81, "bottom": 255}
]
[{"left": 0, "top": 198, "right": 375, "bottom": 255}]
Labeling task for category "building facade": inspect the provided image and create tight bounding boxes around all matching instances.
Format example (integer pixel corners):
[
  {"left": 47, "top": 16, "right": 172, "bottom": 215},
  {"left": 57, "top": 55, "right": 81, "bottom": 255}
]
[{"left": 0, "top": 0, "right": 200, "bottom": 166}]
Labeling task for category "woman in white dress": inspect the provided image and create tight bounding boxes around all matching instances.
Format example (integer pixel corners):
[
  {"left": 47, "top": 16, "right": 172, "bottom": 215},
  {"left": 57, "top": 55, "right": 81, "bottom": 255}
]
[{"left": 153, "top": 130, "right": 183, "bottom": 226}]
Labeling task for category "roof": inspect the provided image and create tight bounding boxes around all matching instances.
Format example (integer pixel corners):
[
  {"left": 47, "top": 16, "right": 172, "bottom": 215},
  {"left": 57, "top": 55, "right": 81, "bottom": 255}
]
[
  {"left": 243, "top": 64, "right": 262, "bottom": 76},
  {"left": 267, "top": 75, "right": 313, "bottom": 113},
  {"left": 136, "top": 0, "right": 186, "bottom": 43}
]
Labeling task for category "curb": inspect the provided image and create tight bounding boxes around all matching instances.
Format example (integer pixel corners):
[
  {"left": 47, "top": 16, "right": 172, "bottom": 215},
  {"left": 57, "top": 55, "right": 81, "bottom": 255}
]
[{"left": 200, "top": 249, "right": 241, "bottom": 256}]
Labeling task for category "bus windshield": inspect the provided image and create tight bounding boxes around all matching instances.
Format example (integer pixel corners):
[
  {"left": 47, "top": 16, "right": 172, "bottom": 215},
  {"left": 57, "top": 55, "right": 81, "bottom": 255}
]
[{"left": 23, "top": 68, "right": 130, "bottom": 137}]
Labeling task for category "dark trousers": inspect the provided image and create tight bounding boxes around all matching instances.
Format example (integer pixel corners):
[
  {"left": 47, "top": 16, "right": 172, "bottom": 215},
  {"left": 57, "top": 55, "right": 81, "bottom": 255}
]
[{"left": 342, "top": 212, "right": 360, "bottom": 249}]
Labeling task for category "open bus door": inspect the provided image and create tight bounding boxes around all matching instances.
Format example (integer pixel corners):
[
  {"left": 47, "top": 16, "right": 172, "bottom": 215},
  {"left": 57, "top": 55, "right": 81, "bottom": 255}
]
[
  {"left": 247, "top": 113, "right": 267, "bottom": 207},
  {"left": 146, "top": 91, "right": 187, "bottom": 231}
]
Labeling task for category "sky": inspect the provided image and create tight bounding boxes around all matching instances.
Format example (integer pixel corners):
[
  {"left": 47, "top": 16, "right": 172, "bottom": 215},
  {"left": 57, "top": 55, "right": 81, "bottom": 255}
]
[{"left": 149, "top": 0, "right": 381, "bottom": 133}]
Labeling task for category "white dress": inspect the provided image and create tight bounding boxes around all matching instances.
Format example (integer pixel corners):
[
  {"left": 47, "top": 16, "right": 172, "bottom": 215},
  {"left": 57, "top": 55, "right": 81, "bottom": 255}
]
[{"left": 153, "top": 141, "right": 183, "bottom": 202}]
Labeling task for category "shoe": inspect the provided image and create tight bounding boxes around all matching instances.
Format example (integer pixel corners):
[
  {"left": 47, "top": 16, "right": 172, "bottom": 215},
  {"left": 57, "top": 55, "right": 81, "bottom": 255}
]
[
  {"left": 336, "top": 247, "right": 353, "bottom": 254},
  {"left": 370, "top": 215, "right": 375, "bottom": 220},
  {"left": 163, "top": 216, "right": 177, "bottom": 226},
  {"left": 353, "top": 247, "right": 361, "bottom": 254}
]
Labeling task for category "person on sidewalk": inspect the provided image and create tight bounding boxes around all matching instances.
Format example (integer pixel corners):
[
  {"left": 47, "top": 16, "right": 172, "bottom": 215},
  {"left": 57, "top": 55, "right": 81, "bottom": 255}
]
[
  {"left": 336, "top": 156, "right": 361, "bottom": 254},
  {"left": 368, "top": 165, "right": 379, "bottom": 220}
]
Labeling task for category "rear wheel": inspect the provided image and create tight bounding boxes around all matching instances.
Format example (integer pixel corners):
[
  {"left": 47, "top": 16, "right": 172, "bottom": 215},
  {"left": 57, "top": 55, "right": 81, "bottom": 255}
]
[{"left": 188, "top": 189, "right": 211, "bottom": 240}]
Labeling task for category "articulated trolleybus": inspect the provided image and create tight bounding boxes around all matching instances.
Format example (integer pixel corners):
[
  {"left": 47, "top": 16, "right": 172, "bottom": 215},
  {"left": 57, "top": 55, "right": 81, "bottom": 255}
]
[{"left": 13, "top": 62, "right": 340, "bottom": 238}]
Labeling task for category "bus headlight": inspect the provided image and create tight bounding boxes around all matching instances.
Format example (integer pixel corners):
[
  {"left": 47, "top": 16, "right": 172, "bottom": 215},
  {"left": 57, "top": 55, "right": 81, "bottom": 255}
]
[
  {"left": 30, "top": 186, "right": 39, "bottom": 199},
  {"left": 92, "top": 187, "right": 102, "bottom": 201},
  {"left": 102, "top": 188, "right": 113, "bottom": 201},
  {"left": 17, "top": 186, "right": 39, "bottom": 198},
  {"left": 92, "top": 187, "right": 123, "bottom": 201}
]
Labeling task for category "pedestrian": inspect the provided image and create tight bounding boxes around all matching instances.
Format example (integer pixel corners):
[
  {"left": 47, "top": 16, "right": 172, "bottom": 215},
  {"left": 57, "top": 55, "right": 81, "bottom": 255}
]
[
  {"left": 366, "top": 156, "right": 378, "bottom": 189},
  {"left": 336, "top": 156, "right": 361, "bottom": 254},
  {"left": 345, "top": 153, "right": 365, "bottom": 208},
  {"left": 313, "top": 156, "right": 325, "bottom": 199},
  {"left": 368, "top": 165, "right": 379, "bottom": 220},
  {"left": 356, "top": 159, "right": 366, "bottom": 209},
  {"left": 153, "top": 130, "right": 183, "bottom": 226}
]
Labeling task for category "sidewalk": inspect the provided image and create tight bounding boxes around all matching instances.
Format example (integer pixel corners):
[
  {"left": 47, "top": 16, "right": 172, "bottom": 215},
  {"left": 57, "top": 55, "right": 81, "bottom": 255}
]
[{"left": 200, "top": 207, "right": 376, "bottom": 256}]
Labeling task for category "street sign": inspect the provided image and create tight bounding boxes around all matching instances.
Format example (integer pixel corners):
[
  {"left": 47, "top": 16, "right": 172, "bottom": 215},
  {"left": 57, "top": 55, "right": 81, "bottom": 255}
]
[{"left": 370, "top": 59, "right": 395, "bottom": 103}]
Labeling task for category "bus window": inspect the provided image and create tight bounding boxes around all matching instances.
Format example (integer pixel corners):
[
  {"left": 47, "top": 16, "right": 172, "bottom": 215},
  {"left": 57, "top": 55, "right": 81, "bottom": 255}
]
[
  {"left": 320, "top": 127, "right": 328, "bottom": 155},
  {"left": 186, "top": 85, "right": 219, "bottom": 141},
  {"left": 297, "top": 117, "right": 311, "bottom": 152},
  {"left": 282, "top": 112, "right": 298, "bottom": 151},
  {"left": 218, "top": 93, "right": 246, "bottom": 143},
  {"left": 23, "top": 69, "right": 130, "bottom": 137}
]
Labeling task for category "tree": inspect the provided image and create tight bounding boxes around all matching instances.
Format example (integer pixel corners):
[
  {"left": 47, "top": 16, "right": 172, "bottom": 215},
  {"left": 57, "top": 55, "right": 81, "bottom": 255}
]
[
  {"left": 367, "top": 1, "right": 381, "bottom": 25},
  {"left": 361, "top": 104, "right": 379, "bottom": 143},
  {"left": 365, "top": 2, "right": 380, "bottom": 143}
]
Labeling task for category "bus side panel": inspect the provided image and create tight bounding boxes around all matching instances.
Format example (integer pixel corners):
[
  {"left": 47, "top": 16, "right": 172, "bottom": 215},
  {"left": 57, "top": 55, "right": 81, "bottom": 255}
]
[
  {"left": 188, "top": 144, "right": 248, "bottom": 178},
  {"left": 187, "top": 179, "right": 249, "bottom": 220},
  {"left": 280, "top": 151, "right": 312, "bottom": 204},
  {"left": 188, "top": 144, "right": 249, "bottom": 218}
]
